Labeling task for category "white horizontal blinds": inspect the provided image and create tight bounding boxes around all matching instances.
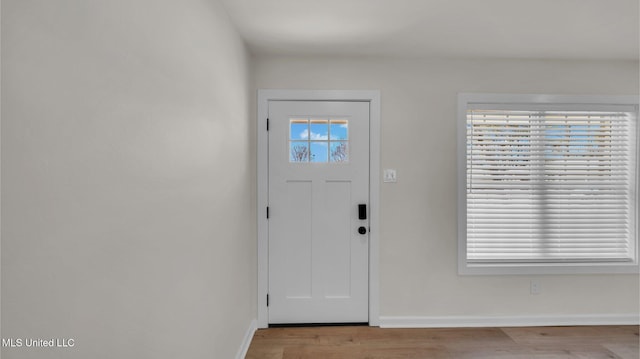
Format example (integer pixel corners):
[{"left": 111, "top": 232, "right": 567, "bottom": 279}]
[{"left": 466, "top": 109, "right": 635, "bottom": 263}]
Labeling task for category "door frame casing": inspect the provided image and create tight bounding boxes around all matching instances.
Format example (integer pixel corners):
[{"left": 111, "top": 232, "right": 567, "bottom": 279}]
[{"left": 257, "top": 89, "right": 381, "bottom": 328}]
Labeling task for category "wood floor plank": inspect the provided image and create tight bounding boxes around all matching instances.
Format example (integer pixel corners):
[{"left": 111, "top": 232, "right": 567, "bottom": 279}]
[
  {"left": 245, "top": 325, "right": 640, "bottom": 359},
  {"left": 604, "top": 343, "right": 640, "bottom": 359},
  {"left": 282, "top": 345, "right": 451, "bottom": 359}
]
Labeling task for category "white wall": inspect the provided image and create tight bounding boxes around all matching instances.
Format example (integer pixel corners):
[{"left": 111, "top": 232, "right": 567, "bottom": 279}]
[
  {"left": 1, "top": 0, "right": 254, "bottom": 358},
  {"left": 253, "top": 55, "right": 640, "bottom": 322}
]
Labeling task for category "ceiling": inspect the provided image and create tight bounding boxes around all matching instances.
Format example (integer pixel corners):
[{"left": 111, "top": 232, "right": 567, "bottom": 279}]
[{"left": 219, "top": 0, "right": 639, "bottom": 60}]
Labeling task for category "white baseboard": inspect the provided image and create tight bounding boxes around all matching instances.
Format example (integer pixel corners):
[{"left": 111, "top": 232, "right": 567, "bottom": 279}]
[
  {"left": 236, "top": 319, "right": 257, "bottom": 359},
  {"left": 379, "top": 314, "right": 640, "bottom": 328}
]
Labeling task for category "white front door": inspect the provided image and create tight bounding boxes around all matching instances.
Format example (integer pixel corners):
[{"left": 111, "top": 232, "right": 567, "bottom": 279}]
[{"left": 268, "top": 100, "right": 370, "bottom": 324}]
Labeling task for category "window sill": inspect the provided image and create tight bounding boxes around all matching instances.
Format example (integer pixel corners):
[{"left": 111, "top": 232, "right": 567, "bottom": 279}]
[{"left": 459, "top": 261, "right": 640, "bottom": 275}]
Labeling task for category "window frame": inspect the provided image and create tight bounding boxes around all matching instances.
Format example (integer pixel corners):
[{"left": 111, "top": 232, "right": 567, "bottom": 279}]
[
  {"left": 457, "top": 93, "right": 639, "bottom": 275},
  {"left": 288, "top": 118, "right": 350, "bottom": 163}
]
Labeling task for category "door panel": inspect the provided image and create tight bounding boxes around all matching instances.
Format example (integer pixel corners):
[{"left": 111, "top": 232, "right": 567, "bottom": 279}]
[
  {"left": 323, "top": 180, "right": 351, "bottom": 298},
  {"left": 281, "top": 180, "right": 312, "bottom": 298},
  {"left": 268, "top": 101, "right": 369, "bottom": 324}
]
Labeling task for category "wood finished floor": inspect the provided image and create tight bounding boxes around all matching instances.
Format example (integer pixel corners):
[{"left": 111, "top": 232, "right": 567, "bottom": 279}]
[{"left": 245, "top": 325, "right": 639, "bottom": 359}]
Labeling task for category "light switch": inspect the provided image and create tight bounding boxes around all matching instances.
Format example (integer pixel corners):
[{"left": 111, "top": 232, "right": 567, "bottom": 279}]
[{"left": 383, "top": 169, "right": 397, "bottom": 183}]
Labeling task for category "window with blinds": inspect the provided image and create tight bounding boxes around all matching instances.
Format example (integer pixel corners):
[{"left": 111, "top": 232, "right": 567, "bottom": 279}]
[{"left": 458, "top": 94, "right": 638, "bottom": 274}]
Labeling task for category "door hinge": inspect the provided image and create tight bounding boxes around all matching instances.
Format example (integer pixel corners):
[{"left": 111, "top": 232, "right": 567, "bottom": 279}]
[
  {"left": 266, "top": 206, "right": 269, "bottom": 219},
  {"left": 266, "top": 294, "right": 269, "bottom": 307},
  {"left": 266, "top": 118, "right": 269, "bottom": 131}
]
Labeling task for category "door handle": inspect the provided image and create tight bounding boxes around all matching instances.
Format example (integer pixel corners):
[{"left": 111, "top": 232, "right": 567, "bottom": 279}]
[{"left": 358, "top": 204, "right": 367, "bottom": 220}]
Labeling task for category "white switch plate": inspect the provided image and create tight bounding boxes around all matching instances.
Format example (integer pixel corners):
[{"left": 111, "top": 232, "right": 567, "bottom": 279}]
[{"left": 383, "top": 169, "right": 397, "bottom": 183}]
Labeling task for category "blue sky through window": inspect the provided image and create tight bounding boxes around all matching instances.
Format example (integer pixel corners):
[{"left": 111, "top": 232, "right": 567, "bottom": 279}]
[
  {"left": 310, "top": 142, "right": 328, "bottom": 162},
  {"left": 289, "top": 118, "right": 349, "bottom": 162},
  {"left": 330, "top": 120, "right": 348, "bottom": 140}
]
